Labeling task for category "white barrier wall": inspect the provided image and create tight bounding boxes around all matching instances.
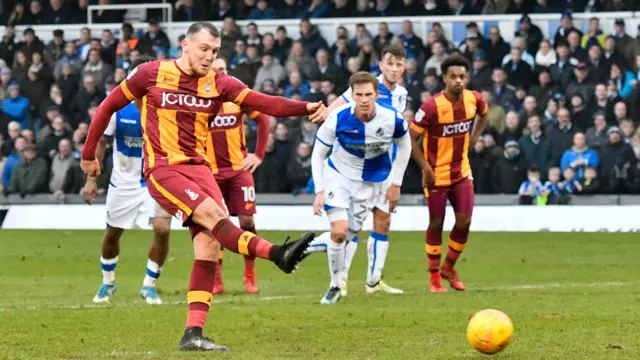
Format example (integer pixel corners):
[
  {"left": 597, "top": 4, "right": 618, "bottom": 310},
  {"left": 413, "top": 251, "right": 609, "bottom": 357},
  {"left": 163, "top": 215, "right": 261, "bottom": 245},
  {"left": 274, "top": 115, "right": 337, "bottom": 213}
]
[
  {"left": 2, "top": 205, "right": 640, "bottom": 232},
  {"left": 1, "top": 13, "right": 639, "bottom": 49}
]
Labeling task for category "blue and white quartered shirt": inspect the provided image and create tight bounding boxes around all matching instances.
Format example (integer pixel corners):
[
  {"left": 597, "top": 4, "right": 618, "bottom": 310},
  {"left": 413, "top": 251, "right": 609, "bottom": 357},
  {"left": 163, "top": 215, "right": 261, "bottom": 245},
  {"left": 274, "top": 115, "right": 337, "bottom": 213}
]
[
  {"left": 341, "top": 74, "right": 408, "bottom": 113},
  {"left": 314, "top": 103, "right": 408, "bottom": 183},
  {"left": 103, "top": 102, "right": 146, "bottom": 189}
]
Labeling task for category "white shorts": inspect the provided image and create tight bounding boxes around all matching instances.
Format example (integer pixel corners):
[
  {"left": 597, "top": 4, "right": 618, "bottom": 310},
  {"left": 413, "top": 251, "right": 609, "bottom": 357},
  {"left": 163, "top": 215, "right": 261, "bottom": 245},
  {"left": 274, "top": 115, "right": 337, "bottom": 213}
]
[
  {"left": 323, "top": 164, "right": 391, "bottom": 228},
  {"left": 105, "top": 186, "right": 170, "bottom": 230}
]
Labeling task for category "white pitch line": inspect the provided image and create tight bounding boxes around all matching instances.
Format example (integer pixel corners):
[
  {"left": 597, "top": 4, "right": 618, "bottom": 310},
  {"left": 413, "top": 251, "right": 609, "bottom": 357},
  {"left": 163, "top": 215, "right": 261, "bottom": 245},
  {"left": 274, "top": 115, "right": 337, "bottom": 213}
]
[{"left": 0, "top": 282, "right": 633, "bottom": 313}]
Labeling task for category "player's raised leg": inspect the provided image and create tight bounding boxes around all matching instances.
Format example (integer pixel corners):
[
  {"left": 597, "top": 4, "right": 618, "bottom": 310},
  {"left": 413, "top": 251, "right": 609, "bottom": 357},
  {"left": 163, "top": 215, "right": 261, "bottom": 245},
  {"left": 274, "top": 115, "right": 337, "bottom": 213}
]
[
  {"left": 425, "top": 187, "right": 449, "bottom": 293},
  {"left": 440, "top": 178, "right": 474, "bottom": 291},
  {"left": 140, "top": 213, "right": 171, "bottom": 304},
  {"left": 321, "top": 208, "right": 347, "bottom": 305},
  {"left": 94, "top": 225, "right": 124, "bottom": 303},
  {"left": 365, "top": 209, "right": 403, "bottom": 294}
]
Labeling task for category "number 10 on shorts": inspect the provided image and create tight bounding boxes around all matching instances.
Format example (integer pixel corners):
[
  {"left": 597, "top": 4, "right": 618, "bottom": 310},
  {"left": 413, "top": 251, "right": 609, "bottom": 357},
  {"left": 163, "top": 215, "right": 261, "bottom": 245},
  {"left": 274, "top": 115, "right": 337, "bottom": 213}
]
[{"left": 241, "top": 186, "right": 256, "bottom": 202}]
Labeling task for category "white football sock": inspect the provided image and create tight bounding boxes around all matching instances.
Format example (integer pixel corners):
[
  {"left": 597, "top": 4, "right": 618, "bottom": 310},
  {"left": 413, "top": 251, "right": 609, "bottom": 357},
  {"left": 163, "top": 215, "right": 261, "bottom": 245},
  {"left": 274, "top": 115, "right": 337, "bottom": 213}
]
[
  {"left": 366, "top": 233, "right": 389, "bottom": 286},
  {"left": 306, "top": 231, "right": 331, "bottom": 253},
  {"left": 327, "top": 240, "right": 345, "bottom": 288},
  {"left": 100, "top": 256, "right": 119, "bottom": 285},
  {"left": 142, "top": 259, "right": 162, "bottom": 287},
  {"left": 342, "top": 234, "right": 359, "bottom": 282}
]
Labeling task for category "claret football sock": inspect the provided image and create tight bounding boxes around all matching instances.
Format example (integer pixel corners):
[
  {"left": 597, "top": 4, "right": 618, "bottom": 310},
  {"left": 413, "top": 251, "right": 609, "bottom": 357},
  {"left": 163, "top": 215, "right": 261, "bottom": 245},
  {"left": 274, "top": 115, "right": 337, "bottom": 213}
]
[
  {"left": 100, "top": 256, "right": 119, "bottom": 285},
  {"left": 241, "top": 225, "right": 257, "bottom": 274},
  {"left": 444, "top": 225, "right": 469, "bottom": 268},
  {"left": 186, "top": 260, "right": 217, "bottom": 330},
  {"left": 211, "top": 218, "right": 273, "bottom": 260},
  {"left": 425, "top": 226, "right": 443, "bottom": 273}
]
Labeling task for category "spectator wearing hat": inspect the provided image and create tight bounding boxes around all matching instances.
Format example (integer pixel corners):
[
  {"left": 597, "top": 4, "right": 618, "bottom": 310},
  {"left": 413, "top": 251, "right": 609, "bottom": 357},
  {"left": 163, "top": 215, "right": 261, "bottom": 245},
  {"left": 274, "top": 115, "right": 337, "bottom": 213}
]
[
  {"left": 612, "top": 19, "right": 638, "bottom": 69},
  {"left": 566, "top": 62, "right": 595, "bottom": 104},
  {"left": 492, "top": 140, "right": 529, "bottom": 194},
  {"left": 600, "top": 126, "right": 637, "bottom": 193},
  {"left": 554, "top": 11, "right": 582, "bottom": 47},
  {"left": 7, "top": 142, "right": 48, "bottom": 196},
  {"left": 470, "top": 49, "right": 492, "bottom": 91},
  {"left": 2, "top": 82, "right": 30, "bottom": 130},
  {"left": 484, "top": 26, "right": 511, "bottom": 69}
]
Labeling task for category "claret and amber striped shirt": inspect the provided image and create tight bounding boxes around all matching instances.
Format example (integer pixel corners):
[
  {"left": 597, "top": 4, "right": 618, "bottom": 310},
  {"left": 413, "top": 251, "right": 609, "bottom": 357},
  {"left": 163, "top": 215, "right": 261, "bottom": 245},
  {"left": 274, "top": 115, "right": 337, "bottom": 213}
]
[
  {"left": 120, "top": 60, "right": 252, "bottom": 175},
  {"left": 410, "top": 89, "right": 487, "bottom": 187}
]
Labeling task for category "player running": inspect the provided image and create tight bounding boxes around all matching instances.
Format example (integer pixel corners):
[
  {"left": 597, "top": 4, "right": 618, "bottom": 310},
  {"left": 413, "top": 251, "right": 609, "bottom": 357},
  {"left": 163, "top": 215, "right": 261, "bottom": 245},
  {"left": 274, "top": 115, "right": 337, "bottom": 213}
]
[
  {"left": 208, "top": 58, "right": 268, "bottom": 294},
  {"left": 306, "top": 44, "right": 407, "bottom": 296},
  {"left": 409, "top": 55, "right": 488, "bottom": 293},
  {"left": 311, "top": 72, "right": 411, "bottom": 305},
  {"left": 82, "top": 58, "right": 173, "bottom": 305},
  {"left": 81, "top": 22, "right": 325, "bottom": 352}
]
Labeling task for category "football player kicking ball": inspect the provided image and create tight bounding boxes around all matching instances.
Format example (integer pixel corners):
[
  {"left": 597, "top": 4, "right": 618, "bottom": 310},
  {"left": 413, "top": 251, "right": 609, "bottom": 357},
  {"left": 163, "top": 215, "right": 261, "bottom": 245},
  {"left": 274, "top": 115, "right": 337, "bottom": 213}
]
[
  {"left": 306, "top": 44, "right": 408, "bottom": 296},
  {"left": 81, "top": 23, "right": 325, "bottom": 352},
  {"left": 311, "top": 72, "right": 411, "bottom": 305},
  {"left": 82, "top": 57, "right": 172, "bottom": 305},
  {"left": 208, "top": 58, "right": 269, "bottom": 294},
  {"left": 409, "top": 55, "right": 488, "bottom": 293}
]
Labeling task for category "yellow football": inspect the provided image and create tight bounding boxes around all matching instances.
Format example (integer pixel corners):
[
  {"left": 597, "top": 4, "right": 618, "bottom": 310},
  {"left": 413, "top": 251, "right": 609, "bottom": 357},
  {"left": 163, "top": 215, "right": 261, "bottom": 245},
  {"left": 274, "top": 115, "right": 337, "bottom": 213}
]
[{"left": 467, "top": 309, "right": 514, "bottom": 354}]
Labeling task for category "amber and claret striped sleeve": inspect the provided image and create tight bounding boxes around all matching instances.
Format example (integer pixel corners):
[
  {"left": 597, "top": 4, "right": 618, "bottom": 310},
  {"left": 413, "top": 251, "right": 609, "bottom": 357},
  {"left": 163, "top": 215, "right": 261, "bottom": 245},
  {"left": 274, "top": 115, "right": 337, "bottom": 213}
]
[{"left": 410, "top": 89, "right": 488, "bottom": 187}]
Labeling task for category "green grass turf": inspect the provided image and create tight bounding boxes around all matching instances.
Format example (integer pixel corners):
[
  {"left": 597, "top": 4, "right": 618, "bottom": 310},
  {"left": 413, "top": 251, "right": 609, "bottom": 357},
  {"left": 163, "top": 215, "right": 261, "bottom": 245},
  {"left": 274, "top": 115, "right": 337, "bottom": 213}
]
[{"left": 0, "top": 230, "right": 638, "bottom": 360}]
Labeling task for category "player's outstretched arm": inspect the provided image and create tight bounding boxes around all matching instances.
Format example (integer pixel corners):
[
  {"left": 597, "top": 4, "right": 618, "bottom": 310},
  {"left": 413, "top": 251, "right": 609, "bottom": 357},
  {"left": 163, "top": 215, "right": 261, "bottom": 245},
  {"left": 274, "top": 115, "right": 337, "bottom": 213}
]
[{"left": 236, "top": 89, "right": 325, "bottom": 122}]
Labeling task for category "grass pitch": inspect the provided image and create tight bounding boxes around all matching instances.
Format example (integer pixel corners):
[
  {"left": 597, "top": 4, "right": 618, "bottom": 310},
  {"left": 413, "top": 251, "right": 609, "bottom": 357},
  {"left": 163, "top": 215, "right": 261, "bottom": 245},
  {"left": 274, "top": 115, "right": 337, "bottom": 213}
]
[{"left": 0, "top": 230, "right": 638, "bottom": 359}]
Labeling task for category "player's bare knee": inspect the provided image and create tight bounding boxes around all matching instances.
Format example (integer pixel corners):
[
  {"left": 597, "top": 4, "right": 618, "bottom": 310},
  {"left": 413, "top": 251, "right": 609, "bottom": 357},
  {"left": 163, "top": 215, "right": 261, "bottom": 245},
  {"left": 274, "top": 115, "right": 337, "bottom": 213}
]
[
  {"left": 103, "top": 226, "right": 124, "bottom": 245},
  {"left": 238, "top": 215, "right": 254, "bottom": 230},
  {"left": 192, "top": 198, "right": 220, "bottom": 230},
  {"left": 429, "top": 217, "right": 444, "bottom": 231},
  {"left": 151, "top": 218, "right": 171, "bottom": 241},
  {"left": 330, "top": 221, "right": 348, "bottom": 243},
  {"left": 373, "top": 211, "right": 391, "bottom": 235}
]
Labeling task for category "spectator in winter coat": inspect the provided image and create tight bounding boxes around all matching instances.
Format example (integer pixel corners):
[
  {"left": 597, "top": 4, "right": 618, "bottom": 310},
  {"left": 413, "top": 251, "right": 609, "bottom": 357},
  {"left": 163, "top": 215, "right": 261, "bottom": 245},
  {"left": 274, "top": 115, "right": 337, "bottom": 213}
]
[
  {"left": 287, "top": 142, "right": 312, "bottom": 192},
  {"left": 39, "top": 115, "right": 71, "bottom": 161},
  {"left": 599, "top": 127, "right": 637, "bottom": 193},
  {"left": 609, "top": 63, "right": 636, "bottom": 101},
  {"left": 54, "top": 42, "right": 83, "bottom": 80},
  {"left": 560, "top": 132, "right": 600, "bottom": 180},
  {"left": 1, "top": 136, "right": 26, "bottom": 188},
  {"left": 566, "top": 62, "right": 595, "bottom": 104},
  {"left": 585, "top": 112, "right": 609, "bottom": 150},
  {"left": 254, "top": 134, "right": 285, "bottom": 193},
  {"left": 1, "top": 82, "right": 30, "bottom": 130},
  {"left": 469, "top": 136, "right": 495, "bottom": 194},
  {"left": 577, "top": 166, "right": 600, "bottom": 194},
  {"left": 248, "top": 0, "right": 276, "bottom": 19},
  {"left": 549, "top": 44, "right": 574, "bottom": 89},
  {"left": 481, "top": 90, "right": 505, "bottom": 134},
  {"left": 548, "top": 108, "right": 579, "bottom": 166},
  {"left": 492, "top": 141, "right": 529, "bottom": 194},
  {"left": 49, "top": 138, "right": 75, "bottom": 194},
  {"left": 485, "top": 26, "right": 511, "bottom": 69},
  {"left": 519, "top": 115, "right": 551, "bottom": 176},
  {"left": 69, "top": 74, "right": 105, "bottom": 127},
  {"left": 7, "top": 143, "right": 48, "bottom": 195},
  {"left": 2, "top": 121, "right": 21, "bottom": 156},
  {"left": 253, "top": 52, "right": 284, "bottom": 91},
  {"left": 81, "top": 49, "right": 113, "bottom": 89},
  {"left": 492, "top": 68, "right": 516, "bottom": 112},
  {"left": 299, "top": 19, "right": 329, "bottom": 57},
  {"left": 535, "top": 40, "right": 557, "bottom": 68},
  {"left": 20, "top": 65, "right": 49, "bottom": 120}
]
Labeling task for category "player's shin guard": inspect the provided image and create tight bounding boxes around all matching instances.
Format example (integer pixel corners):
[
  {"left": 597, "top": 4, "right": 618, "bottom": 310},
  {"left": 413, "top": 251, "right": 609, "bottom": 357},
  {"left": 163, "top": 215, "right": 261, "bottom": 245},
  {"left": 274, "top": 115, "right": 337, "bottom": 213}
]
[
  {"left": 444, "top": 225, "right": 469, "bottom": 268},
  {"left": 366, "top": 232, "right": 388, "bottom": 286},
  {"left": 100, "top": 256, "right": 119, "bottom": 285},
  {"left": 210, "top": 219, "right": 273, "bottom": 260},
  {"left": 186, "top": 260, "right": 217, "bottom": 330},
  {"left": 240, "top": 225, "right": 257, "bottom": 274},
  {"left": 143, "top": 259, "right": 161, "bottom": 287},
  {"left": 342, "top": 231, "right": 359, "bottom": 280},
  {"left": 425, "top": 227, "right": 443, "bottom": 273},
  {"left": 328, "top": 240, "right": 345, "bottom": 288}
]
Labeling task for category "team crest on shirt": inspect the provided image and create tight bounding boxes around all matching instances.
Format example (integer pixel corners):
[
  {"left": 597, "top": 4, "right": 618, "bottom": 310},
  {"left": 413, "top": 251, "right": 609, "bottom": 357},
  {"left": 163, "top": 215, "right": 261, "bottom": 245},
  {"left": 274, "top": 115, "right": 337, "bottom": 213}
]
[
  {"left": 376, "top": 127, "right": 384, "bottom": 137},
  {"left": 205, "top": 81, "right": 211, "bottom": 94}
]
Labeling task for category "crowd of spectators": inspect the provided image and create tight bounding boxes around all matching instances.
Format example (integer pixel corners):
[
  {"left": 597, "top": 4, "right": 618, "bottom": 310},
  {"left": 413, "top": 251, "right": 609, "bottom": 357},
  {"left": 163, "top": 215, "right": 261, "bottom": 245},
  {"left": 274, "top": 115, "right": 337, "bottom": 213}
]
[{"left": 1, "top": 1, "right": 640, "bottom": 200}]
